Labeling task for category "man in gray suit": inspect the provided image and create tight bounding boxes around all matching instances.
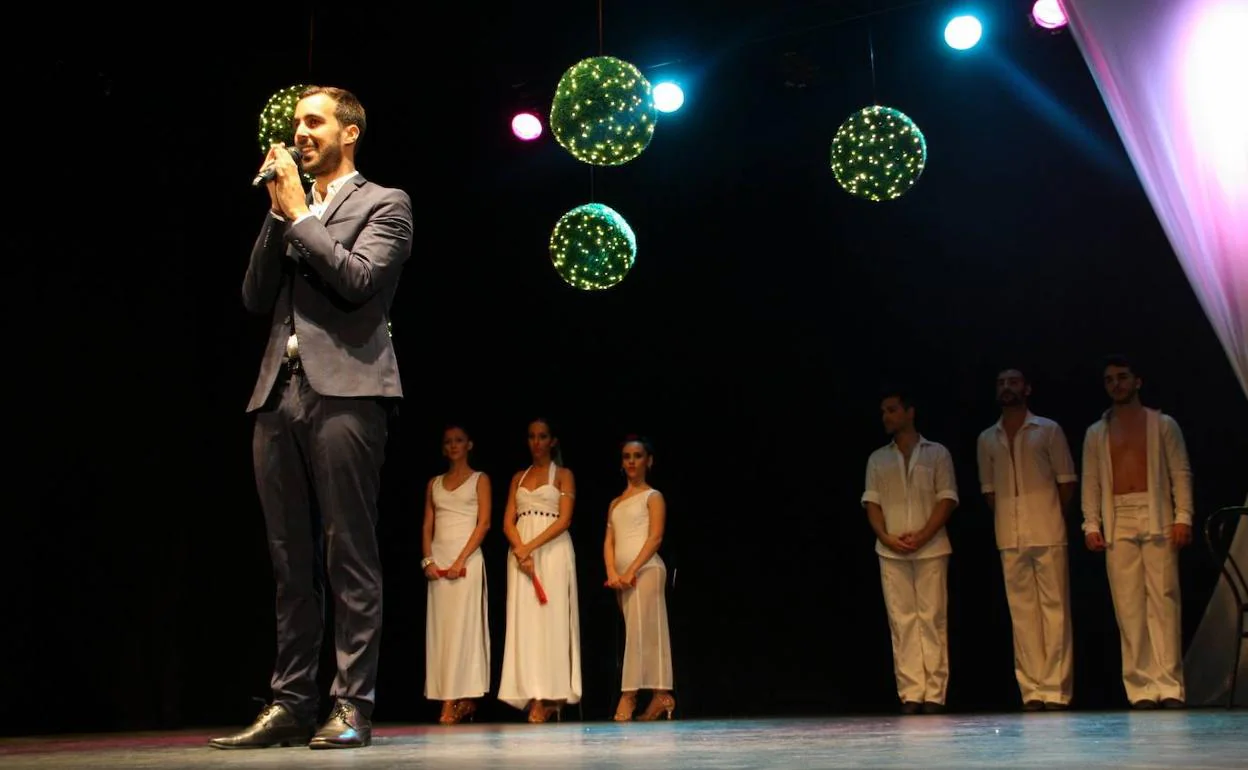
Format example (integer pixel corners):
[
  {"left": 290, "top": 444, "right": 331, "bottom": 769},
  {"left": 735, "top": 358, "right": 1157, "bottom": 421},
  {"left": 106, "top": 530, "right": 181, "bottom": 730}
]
[{"left": 210, "top": 86, "right": 413, "bottom": 751}]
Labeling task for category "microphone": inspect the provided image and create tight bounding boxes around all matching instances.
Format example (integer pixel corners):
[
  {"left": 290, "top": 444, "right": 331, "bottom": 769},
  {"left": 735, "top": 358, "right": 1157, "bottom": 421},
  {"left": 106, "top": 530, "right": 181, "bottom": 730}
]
[{"left": 251, "top": 146, "right": 303, "bottom": 187}]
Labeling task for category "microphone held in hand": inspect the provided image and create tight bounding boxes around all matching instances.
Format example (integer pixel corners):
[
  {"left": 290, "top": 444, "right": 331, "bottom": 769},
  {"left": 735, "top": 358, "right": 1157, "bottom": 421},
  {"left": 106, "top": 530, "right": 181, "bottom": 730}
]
[{"left": 251, "top": 146, "right": 302, "bottom": 187}]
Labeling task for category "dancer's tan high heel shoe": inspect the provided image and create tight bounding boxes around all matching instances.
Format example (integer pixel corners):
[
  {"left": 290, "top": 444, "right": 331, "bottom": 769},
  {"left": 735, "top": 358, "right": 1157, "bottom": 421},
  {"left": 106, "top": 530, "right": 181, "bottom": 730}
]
[
  {"left": 636, "top": 692, "right": 675, "bottom": 721},
  {"left": 527, "top": 700, "right": 562, "bottom": 723},
  {"left": 447, "top": 699, "right": 477, "bottom": 724},
  {"left": 613, "top": 692, "right": 637, "bottom": 722},
  {"left": 438, "top": 701, "right": 456, "bottom": 725}
]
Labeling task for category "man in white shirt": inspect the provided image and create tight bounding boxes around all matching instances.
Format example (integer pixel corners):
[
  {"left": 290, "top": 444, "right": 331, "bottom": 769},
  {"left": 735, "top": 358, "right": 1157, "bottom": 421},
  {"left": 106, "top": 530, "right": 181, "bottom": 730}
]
[
  {"left": 1081, "top": 355, "right": 1193, "bottom": 709},
  {"left": 862, "top": 390, "right": 959, "bottom": 714},
  {"left": 976, "top": 368, "right": 1077, "bottom": 711}
]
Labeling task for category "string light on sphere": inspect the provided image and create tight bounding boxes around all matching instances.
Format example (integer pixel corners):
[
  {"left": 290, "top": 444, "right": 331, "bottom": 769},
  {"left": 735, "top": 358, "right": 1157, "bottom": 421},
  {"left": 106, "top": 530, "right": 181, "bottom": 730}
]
[
  {"left": 550, "top": 56, "right": 656, "bottom": 166},
  {"left": 258, "top": 84, "right": 308, "bottom": 152},
  {"left": 829, "top": 105, "right": 927, "bottom": 202},
  {"left": 549, "top": 203, "right": 637, "bottom": 290}
]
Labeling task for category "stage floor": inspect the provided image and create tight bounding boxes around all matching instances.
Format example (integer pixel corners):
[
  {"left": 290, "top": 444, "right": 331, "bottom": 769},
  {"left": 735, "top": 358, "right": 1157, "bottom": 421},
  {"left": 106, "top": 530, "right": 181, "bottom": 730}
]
[{"left": 1, "top": 711, "right": 1245, "bottom": 768}]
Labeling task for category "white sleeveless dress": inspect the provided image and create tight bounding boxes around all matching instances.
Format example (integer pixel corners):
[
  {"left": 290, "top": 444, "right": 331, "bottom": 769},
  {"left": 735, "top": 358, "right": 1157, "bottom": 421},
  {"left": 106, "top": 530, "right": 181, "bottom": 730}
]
[
  {"left": 611, "top": 489, "right": 673, "bottom": 691},
  {"left": 424, "top": 472, "right": 490, "bottom": 700},
  {"left": 498, "top": 463, "right": 583, "bottom": 708}
]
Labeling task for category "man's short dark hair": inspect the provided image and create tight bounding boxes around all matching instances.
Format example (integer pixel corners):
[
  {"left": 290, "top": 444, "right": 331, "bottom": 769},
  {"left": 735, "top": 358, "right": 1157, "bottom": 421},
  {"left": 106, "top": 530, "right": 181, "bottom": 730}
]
[
  {"left": 1102, "top": 353, "right": 1136, "bottom": 376},
  {"left": 300, "top": 85, "right": 367, "bottom": 141},
  {"left": 881, "top": 387, "right": 917, "bottom": 412},
  {"left": 997, "top": 367, "right": 1028, "bottom": 384}
]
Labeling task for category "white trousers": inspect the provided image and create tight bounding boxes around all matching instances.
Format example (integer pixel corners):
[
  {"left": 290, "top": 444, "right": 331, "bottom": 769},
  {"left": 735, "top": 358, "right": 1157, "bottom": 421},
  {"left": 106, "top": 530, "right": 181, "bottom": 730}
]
[
  {"left": 1001, "top": 545, "right": 1074, "bottom": 705},
  {"left": 880, "top": 555, "right": 949, "bottom": 704},
  {"left": 1107, "top": 496, "right": 1184, "bottom": 703}
]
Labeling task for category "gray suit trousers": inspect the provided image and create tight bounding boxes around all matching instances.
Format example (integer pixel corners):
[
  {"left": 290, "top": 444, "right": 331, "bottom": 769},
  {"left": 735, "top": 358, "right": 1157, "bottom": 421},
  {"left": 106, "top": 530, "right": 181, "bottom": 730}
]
[{"left": 251, "top": 365, "right": 388, "bottom": 720}]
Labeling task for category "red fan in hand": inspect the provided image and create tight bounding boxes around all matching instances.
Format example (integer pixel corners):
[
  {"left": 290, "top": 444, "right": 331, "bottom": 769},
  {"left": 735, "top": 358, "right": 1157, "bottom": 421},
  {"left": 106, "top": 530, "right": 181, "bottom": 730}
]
[{"left": 518, "top": 551, "right": 548, "bottom": 604}]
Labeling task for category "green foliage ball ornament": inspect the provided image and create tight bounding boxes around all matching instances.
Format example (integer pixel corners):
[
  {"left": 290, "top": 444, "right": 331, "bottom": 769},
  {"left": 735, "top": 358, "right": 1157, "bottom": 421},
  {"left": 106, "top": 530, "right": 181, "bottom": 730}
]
[
  {"left": 549, "top": 203, "right": 637, "bottom": 290},
  {"left": 550, "top": 57, "right": 656, "bottom": 166},
  {"left": 830, "top": 105, "right": 927, "bottom": 201},
  {"left": 258, "top": 84, "right": 308, "bottom": 152}
]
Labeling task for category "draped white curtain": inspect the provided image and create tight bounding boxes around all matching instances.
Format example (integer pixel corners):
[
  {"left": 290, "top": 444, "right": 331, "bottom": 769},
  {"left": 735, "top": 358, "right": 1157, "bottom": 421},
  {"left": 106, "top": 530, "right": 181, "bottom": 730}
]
[
  {"left": 1063, "top": 0, "right": 1248, "bottom": 399},
  {"left": 1063, "top": 0, "right": 1248, "bottom": 708}
]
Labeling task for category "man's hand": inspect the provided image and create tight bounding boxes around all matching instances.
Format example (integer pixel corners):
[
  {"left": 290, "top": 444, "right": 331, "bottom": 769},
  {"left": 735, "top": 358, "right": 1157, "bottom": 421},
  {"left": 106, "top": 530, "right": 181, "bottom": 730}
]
[
  {"left": 899, "top": 531, "right": 930, "bottom": 551},
  {"left": 265, "top": 144, "right": 309, "bottom": 221},
  {"left": 1085, "top": 531, "right": 1106, "bottom": 552},
  {"left": 1169, "top": 523, "right": 1192, "bottom": 549},
  {"left": 882, "top": 533, "right": 917, "bottom": 554},
  {"left": 258, "top": 145, "right": 284, "bottom": 215}
]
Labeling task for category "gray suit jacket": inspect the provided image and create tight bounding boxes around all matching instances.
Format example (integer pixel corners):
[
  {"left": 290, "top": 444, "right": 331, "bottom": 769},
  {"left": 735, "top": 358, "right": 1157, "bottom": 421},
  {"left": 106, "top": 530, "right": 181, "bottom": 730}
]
[{"left": 242, "top": 174, "right": 414, "bottom": 412}]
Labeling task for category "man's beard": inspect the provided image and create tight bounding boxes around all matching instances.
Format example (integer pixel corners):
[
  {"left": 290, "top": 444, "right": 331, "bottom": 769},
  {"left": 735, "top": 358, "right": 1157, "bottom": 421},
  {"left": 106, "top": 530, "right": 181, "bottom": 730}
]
[{"left": 1111, "top": 388, "right": 1136, "bottom": 404}]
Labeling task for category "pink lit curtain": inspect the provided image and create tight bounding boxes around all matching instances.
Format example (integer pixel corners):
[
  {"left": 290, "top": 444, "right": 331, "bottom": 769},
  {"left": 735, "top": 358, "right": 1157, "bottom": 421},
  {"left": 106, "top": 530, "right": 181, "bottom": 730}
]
[
  {"left": 1063, "top": 0, "right": 1248, "bottom": 707},
  {"left": 1063, "top": 0, "right": 1248, "bottom": 399}
]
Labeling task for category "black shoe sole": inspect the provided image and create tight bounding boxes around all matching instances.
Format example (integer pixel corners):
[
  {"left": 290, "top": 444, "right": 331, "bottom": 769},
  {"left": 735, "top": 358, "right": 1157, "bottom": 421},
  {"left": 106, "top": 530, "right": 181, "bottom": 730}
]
[
  {"left": 308, "top": 739, "right": 371, "bottom": 750},
  {"left": 209, "top": 740, "right": 310, "bottom": 750},
  {"left": 208, "top": 732, "right": 314, "bottom": 750}
]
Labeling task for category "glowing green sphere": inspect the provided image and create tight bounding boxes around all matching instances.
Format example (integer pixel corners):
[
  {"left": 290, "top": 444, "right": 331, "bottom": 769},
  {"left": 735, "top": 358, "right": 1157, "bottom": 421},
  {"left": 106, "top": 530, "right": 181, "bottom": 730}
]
[
  {"left": 550, "top": 56, "right": 656, "bottom": 166},
  {"left": 258, "top": 84, "right": 308, "bottom": 152},
  {"left": 830, "top": 105, "right": 927, "bottom": 201},
  {"left": 549, "top": 203, "right": 637, "bottom": 290}
]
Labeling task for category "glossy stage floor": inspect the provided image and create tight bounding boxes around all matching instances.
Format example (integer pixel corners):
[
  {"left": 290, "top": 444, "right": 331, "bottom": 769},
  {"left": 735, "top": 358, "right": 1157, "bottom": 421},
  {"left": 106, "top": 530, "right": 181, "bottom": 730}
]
[{"left": 1, "top": 710, "right": 1244, "bottom": 768}]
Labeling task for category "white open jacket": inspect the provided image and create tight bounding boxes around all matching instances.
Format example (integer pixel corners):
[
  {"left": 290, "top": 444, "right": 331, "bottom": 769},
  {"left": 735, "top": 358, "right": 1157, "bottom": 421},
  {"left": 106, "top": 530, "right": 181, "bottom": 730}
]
[{"left": 1081, "top": 407, "right": 1194, "bottom": 538}]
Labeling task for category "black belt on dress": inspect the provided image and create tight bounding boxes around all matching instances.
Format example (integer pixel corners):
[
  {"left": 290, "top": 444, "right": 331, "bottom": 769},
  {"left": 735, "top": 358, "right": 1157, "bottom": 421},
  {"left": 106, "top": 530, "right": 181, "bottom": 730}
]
[{"left": 517, "top": 510, "right": 557, "bottom": 518}]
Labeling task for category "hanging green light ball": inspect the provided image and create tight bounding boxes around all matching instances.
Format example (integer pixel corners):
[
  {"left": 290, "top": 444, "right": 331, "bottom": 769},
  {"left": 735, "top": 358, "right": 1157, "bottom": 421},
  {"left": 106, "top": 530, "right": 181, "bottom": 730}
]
[
  {"left": 258, "top": 84, "right": 308, "bottom": 152},
  {"left": 830, "top": 105, "right": 927, "bottom": 201},
  {"left": 550, "top": 56, "right": 656, "bottom": 166},
  {"left": 549, "top": 203, "right": 637, "bottom": 290}
]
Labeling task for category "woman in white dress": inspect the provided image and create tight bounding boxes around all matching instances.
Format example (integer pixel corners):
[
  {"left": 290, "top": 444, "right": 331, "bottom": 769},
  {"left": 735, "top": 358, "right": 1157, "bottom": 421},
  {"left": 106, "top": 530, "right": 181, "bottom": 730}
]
[
  {"left": 498, "top": 418, "right": 582, "bottom": 723},
  {"left": 604, "top": 435, "right": 674, "bottom": 721},
  {"left": 421, "top": 425, "right": 492, "bottom": 725}
]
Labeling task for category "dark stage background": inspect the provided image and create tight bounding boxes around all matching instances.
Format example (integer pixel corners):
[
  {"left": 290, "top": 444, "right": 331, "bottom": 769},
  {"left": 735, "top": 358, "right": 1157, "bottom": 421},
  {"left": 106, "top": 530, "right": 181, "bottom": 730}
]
[{"left": 8, "top": 0, "right": 1245, "bottom": 735}]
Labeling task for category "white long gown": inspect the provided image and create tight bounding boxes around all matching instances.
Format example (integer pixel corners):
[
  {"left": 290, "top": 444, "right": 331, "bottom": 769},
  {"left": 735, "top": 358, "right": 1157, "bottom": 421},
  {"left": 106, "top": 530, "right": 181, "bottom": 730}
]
[
  {"left": 611, "top": 489, "right": 673, "bottom": 691},
  {"left": 424, "top": 472, "right": 490, "bottom": 700},
  {"left": 498, "top": 463, "right": 582, "bottom": 708}
]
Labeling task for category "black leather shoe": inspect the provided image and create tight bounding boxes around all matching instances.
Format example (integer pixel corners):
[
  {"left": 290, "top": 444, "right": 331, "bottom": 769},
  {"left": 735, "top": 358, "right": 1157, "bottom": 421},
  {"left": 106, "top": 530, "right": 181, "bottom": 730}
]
[
  {"left": 208, "top": 703, "right": 314, "bottom": 749},
  {"left": 900, "top": 701, "right": 921, "bottom": 714},
  {"left": 1131, "top": 699, "right": 1159, "bottom": 709},
  {"left": 1043, "top": 702, "right": 1069, "bottom": 711},
  {"left": 1160, "top": 698, "right": 1185, "bottom": 709},
  {"left": 308, "top": 700, "right": 372, "bottom": 749},
  {"left": 921, "top": 702, "right": 946, "bottom": 714},
  {"left": 1023, "top": 700, "right": 1045, "bottom": 712}
]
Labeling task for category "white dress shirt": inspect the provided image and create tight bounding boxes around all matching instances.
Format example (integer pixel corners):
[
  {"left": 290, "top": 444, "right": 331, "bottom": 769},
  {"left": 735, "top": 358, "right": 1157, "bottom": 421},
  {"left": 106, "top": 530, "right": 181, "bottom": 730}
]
[
  {"left": 299, "top": 170, "right": 359, "bottom": 223},
  {"left": 862, "top": 437, "right": 959, "bottom": 560},
  {"left": 976, "top": 412, "right": 1077, "bottom": 550},
  {"left": 269, "top": 170, "right": 360, "bottom": 226}
]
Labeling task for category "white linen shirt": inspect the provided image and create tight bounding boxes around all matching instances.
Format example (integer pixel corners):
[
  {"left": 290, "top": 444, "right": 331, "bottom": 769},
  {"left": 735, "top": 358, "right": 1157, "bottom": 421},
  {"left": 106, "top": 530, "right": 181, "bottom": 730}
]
[
  {"left": 861, "top": 437, "right": 959, "bottom": 560},
  {"left": 976, "top": 412, "right": 1077, "bottom": 550}
]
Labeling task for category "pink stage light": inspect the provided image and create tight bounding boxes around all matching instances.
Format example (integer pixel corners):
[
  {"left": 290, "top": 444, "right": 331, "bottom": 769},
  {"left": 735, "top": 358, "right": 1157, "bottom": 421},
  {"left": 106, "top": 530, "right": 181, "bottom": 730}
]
[
  {"left": 1032, "top": 0, "right": 1069, "bottom": 30},
  {"left": 511, "top": 112, "right": 542, "bottom": 141}
]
